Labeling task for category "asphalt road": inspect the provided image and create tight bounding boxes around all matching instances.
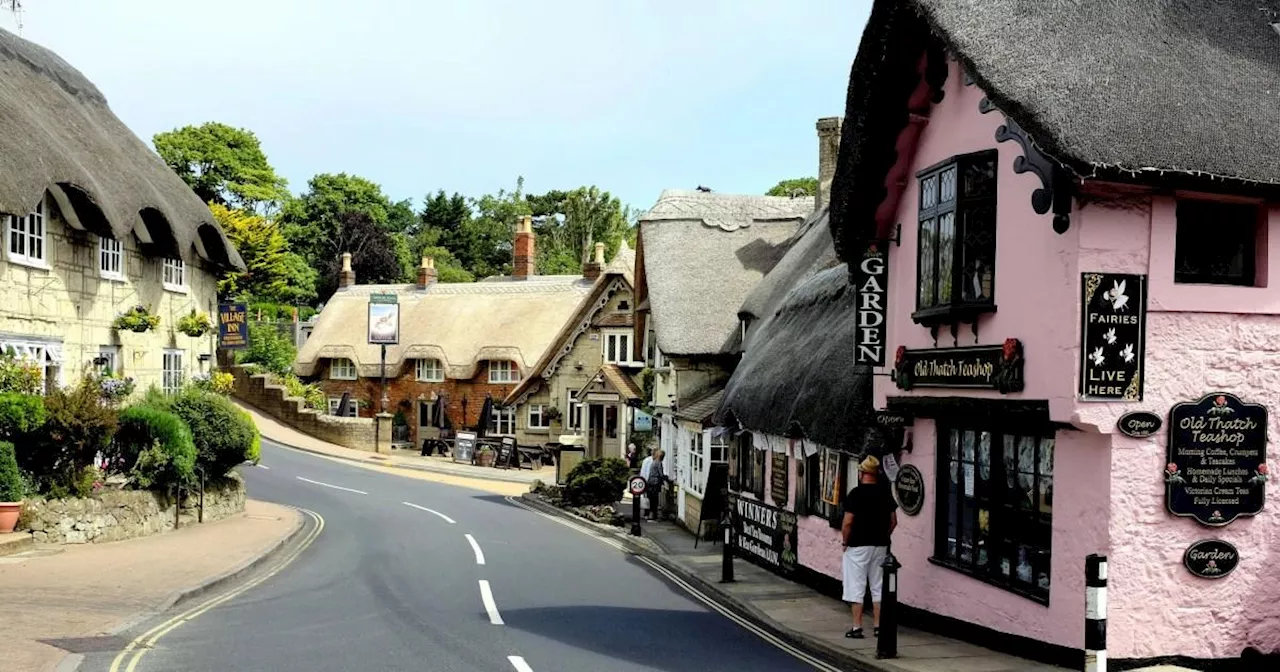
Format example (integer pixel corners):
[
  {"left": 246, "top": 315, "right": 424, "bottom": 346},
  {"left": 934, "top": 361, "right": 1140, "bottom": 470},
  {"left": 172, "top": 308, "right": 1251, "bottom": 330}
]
[{"left": 80, "top": 439, "right": 822, "bottom": 672}]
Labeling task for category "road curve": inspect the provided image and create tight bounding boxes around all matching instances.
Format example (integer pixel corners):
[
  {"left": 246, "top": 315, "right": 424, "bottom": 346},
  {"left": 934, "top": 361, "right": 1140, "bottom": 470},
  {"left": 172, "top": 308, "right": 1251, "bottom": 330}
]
[{"left": 82, "top": 439, "right": 821, "bottom": 672}]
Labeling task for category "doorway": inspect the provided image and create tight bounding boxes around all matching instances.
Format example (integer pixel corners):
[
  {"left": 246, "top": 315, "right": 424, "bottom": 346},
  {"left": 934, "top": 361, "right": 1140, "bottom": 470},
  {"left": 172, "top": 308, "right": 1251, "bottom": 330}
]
[{"left": 588, "top": 405, "right": 605, "bottom": 458}]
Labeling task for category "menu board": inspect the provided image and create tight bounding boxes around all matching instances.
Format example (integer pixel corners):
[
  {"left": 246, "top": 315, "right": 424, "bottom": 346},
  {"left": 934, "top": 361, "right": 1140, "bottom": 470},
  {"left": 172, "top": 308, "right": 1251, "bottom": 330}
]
[
  {"left": 1166, "top": 393, "right": 1267, "bottom": 527},
  {"left": 453, "top": 431, "right": 477, "bottom": 464}
]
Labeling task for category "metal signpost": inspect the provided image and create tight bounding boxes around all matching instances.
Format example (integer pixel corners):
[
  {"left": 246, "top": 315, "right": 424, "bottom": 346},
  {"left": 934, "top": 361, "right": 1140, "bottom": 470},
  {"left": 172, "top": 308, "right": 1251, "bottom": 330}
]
[
  {"left": 628, "top": 476, "right": 647, "bottom": 537},
  {"left": 368, "top": 293, "right": 399, "bottom": 414}
]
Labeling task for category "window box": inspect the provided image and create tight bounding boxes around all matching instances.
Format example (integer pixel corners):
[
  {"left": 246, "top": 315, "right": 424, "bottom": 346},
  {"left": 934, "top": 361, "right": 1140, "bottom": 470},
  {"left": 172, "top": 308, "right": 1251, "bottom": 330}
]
[
  {"left": 914, "top": 151, "right": 999, "bottom": 326},
  {"left": 99, "top": 236, "right": 124, "bottom": 280},
  {"left": 330, "top": 358, "right": 357, "bottom": 380},
  {"left": 1173, "top": 199, "right": 1262, "bottom": 287},
  {"left": 415, "top": 358, "right": 444, "bottom": 382}
]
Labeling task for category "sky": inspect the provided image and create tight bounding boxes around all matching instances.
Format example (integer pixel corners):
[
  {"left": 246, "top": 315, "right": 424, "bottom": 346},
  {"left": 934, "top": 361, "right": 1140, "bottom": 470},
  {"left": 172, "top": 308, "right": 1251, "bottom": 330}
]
[{"left": 1, "top": 0, "right": 873, "bottom": 213}]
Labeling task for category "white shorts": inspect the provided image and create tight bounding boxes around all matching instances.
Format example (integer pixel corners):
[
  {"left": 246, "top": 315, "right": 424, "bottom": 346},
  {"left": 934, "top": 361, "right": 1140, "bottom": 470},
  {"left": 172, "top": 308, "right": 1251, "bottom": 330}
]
[{"left": 842, "top": 545, "right": 888, "bottom": 603}]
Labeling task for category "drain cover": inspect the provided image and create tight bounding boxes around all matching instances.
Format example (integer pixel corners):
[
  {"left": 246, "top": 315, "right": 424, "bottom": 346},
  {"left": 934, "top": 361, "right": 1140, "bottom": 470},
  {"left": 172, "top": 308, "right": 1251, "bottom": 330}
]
[{"left": 39, "top": 635, "right": 133, "bottom": 653}]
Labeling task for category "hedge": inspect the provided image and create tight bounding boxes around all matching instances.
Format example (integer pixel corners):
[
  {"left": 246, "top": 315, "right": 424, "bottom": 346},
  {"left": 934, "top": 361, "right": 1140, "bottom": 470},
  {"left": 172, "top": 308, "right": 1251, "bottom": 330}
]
[
  {"left": 563, "top": 457, "right": 630, "bottom": 506},
  {"left": 113, "top": 405, "right": 196, "bottom": 487},
  {"left": 168, "top": 390, "right": 259, "bottom": 477}
]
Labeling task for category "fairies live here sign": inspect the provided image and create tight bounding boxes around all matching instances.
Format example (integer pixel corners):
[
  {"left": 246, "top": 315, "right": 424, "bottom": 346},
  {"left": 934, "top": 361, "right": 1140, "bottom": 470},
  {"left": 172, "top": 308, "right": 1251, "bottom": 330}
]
[
  {"left": 1080, "top": 272, "right": 1146, "bottom": 401},
  {"left": 1165, "top": 393, "right": 1268, "bottom": 527}
]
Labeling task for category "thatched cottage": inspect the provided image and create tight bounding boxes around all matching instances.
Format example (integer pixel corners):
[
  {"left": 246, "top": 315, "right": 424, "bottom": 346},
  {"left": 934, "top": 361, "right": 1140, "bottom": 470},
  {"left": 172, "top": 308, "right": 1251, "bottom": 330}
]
[{"left": 0, "top": 28, "right": 244, "bottom": 393}]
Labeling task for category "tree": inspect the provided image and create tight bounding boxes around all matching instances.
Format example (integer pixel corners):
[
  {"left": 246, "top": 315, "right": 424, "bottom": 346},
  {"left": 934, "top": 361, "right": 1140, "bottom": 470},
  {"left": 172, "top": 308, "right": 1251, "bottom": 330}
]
[
  {"left": 153, "top": 122, "right": 289, "bottom": 212},
  {"left": 526, "top": 185, "right": 633, "bottom": 274},
  {"left": 315, "top": 211, "right": 404, "bottom": 300},
  {"left": 766, "top": 177, "right": 818, "bottom": 198},
  {"left": 278, "top": 173, "right": 395, "bottom": 270},
  {"left": 464, "top": 178, "right": 532, "bottom": 278},
  {"left": 209, "top": 204, "right": 316, "bottom": 305}
]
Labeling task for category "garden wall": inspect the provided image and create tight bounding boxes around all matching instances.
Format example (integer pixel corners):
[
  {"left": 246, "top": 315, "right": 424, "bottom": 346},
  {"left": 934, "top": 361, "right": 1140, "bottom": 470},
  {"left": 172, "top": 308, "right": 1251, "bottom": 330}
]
[
  {"left": 20, "top": 474, "right": 246, "bottom": 544},
  {"left": 229, "top": 366, "right": 376, "bottom": 451}
]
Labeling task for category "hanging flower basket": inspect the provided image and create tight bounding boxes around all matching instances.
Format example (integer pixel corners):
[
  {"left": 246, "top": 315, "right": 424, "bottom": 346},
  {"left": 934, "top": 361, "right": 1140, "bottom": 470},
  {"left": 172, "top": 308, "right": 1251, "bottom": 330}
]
[
  {"left": 176, "top": 310, "right": 213, "bottom": 337},
  {"left": 113, "top": 305, "right": 160, "bottom": 333}
]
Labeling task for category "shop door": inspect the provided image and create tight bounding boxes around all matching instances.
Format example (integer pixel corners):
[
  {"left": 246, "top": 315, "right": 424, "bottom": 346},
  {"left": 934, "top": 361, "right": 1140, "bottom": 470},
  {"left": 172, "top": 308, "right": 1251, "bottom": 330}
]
[{"left": 588, "top": 404, "right": 605, "bottom": 458}]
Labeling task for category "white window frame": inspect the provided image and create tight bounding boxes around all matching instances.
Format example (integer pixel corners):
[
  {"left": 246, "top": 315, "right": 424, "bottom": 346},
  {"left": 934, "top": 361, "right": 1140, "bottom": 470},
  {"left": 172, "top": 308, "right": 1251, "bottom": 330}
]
[
  {"left": 686, "top": 430, "right": 707, "bottom": 495},
  {"left": 98, "top": 345, "right": 120, "bottom": 376},
  {"left": 415, "top": 358, "right": 444, "bottom": 382},
  {"left": 603, "top": 330, "right": 633, "bottom": 365},
  {"left": 528, "top": 403, "right": 550, "bottom": 429},
  {"left": 7, "top": 196, "right": 48, "bottom": 268},
  {"left": 162, "top": 349, "right": 184, "bottom": 395},
  {"left": 328, "top": 398, "right": 342, "bottom": 416},
  {"left": 330, "top": 357, "right": 357, "bottom": 380},
  {"left": 488, "top": 360, "right": 519, "bottom": 384},
  {"left": 99, "top": 236, "right": 124, "bottom": 280},
  {"left": 162, "top": 257, "right": 187, "bottom": 292},
  {"left": 710, "top": 432, "right": 729, "bottom": 464},
  {"left": 492, "top": 406, "right": 516, "bottom": 435},
  {"left": 566, "top": 390, "right": 583, "bottom": 431},
  {"left": 654, "top": 344, "right": 668, "bottom": 370}
]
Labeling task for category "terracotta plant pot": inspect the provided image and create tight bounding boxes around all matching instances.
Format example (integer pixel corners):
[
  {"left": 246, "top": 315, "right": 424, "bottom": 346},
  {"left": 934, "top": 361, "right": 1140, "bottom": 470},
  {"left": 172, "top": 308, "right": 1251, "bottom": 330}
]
[
  {"left": 477, "top": 452, "right": 495, "bottom": 468},
  {"left": 0, "top": 502, "right": 22, "bottom": 534}
]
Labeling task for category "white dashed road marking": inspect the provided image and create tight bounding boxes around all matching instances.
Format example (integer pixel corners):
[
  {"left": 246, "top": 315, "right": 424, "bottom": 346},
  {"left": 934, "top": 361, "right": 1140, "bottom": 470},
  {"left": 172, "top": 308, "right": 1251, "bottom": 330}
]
[
  {"left": 465, "top": 534, "right": 486, "bottom": 565},
  {"left": 478, "top": 580, "right": 503, "bottom": 625},
  {"left": 296, "top": 476, "right": 367, "bottom": 495},
  {"left": 402, "top": 501, "right": 456, "bottom": 523},
  {"left": 508, "top": 655, "right": 534, "bottom": 672}
]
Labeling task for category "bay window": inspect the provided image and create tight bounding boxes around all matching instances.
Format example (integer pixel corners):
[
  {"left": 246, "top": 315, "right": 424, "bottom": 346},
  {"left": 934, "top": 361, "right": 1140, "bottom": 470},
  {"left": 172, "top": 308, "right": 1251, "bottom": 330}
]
[{"left": 915, "top": 150, "right": 998, "bottom": 325}]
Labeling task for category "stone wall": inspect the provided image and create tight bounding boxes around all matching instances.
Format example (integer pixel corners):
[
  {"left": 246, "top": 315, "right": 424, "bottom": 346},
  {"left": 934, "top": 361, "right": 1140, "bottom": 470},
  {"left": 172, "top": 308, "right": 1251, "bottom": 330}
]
[
  {"left": 230, "top": 365, "right": 377, "bottom": 451},
  {"left": 20, "top": 474, "right": 246, "bottom": 544}
]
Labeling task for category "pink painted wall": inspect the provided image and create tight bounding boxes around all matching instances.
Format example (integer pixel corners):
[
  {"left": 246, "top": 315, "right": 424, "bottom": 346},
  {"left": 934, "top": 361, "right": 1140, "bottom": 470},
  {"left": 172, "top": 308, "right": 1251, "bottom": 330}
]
[{"left": 1073, "top": 196, "right": 1280, "bottom": 659}]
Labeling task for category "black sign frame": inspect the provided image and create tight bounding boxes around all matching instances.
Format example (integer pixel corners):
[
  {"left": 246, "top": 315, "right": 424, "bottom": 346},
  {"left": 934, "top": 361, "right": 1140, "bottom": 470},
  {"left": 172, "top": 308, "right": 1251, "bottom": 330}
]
[
  {"left": 1182, "top": 539, "right": 1239, "bottom": 579},
  {"left": 1080, "top": 273, "right": 1147, "bottom": 402},
  {"left": 770, "top": 452, "right": 789, "bottom": 507},
  {"left": 893, "top": 464, "right": 925, "bottom": 516},
  {"left": 453, "top": 431, "right": 477, "bottom": 464},
  {"left": 1117, "top": 411, "right": 1162, "bottom": 438},
  {"left": 1166, "top": 392, "right": 1268, "bottom": 527},
  {"left": 893, "top": 339, "right": 1025, "bottom": 394},
  {"left": 700, "top": 463, "right": 729, "bottom": 523},
  {"left": 727, "top": 493, "right": 798, "bottom": 575},
  {"left": 853, "top": 243, "right": 889, "bottom": 366},
  {"left": 217, "top": 303, "right": 249, "bottom": 350}
]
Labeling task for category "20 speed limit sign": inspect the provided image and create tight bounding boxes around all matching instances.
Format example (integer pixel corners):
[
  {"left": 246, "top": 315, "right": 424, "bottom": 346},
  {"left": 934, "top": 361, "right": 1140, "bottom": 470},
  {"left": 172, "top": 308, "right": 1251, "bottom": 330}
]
[{"left": 628, "top": 476, "right": 647, "bottom": 496}]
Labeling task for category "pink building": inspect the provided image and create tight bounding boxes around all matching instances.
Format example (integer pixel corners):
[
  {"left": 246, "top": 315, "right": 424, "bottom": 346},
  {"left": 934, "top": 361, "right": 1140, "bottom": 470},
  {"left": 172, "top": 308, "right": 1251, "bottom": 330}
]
[{"left": 718, "top": 1, "right": 1280, "bottom": 668}]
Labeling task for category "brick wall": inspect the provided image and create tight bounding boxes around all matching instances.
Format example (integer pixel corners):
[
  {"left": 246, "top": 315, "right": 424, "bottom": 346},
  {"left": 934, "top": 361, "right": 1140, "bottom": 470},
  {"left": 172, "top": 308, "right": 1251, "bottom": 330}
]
[{"left": 229, "top": 366, "right": 376, "bottom": 451}]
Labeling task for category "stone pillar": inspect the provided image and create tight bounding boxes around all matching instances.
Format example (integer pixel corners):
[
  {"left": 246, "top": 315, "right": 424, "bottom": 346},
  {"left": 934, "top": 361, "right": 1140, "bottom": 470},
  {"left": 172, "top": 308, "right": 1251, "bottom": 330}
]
[
  {"left": 375, "top": 412, "right": 394, "bottom": 454},
  {"left": 816, "top": 117, "right": 843, "bottom": 212}
]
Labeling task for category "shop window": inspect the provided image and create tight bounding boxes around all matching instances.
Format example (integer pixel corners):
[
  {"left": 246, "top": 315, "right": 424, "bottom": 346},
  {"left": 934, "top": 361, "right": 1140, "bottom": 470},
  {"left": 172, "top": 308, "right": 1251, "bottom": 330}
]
[
  {"left": 415, "top": 358, "right": 444, "bottom": 382},
  {"left": 566, "top": 390, "right": 583, "bottom": 430},
  {"left": 528, "top": 404, "right": 550, "bottom": 429},
  {"left": 488, "top": 360, "right": 519, "bottom": 383},
  {"left": 7, "top": 196, "right": 46, "bottom": 268},
  {"left": 803, "top": 448, "right": 850, "bottom": 526},
  {"left": 914, "top": 150, "right": 997, "bottom": 325},
  {"left": 491, "top": 406, "right": 515, "bottom": 435},
  {"left": 330, "top": 357, "right": 357, "bottom": 380},
  {"left": 1174, "top": 200, "right": 1260, "bottom": 286},
  {"left": 934, "top": 426, "right": 1054, "bottom": 603}
]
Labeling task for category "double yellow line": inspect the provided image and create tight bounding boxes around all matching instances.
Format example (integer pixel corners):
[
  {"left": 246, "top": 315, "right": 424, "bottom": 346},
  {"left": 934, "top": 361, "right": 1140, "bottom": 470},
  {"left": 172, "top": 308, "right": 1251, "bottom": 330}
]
[{"left": 108, "top": 508, "right": 325, "bottom": 672}]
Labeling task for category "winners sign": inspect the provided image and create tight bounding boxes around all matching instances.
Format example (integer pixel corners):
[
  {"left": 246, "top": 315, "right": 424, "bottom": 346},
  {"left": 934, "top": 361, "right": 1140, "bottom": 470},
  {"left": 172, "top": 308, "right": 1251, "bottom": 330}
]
[
  {"left": 217, "top": 303, "right": 249, "bottom": 350},
  {"left": 728, "top": 494, "right": 798, "bottom": 575}
]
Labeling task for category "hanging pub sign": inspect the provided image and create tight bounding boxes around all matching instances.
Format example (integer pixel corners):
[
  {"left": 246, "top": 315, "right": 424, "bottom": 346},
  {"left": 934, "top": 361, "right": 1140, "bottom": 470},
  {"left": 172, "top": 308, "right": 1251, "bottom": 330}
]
[
  {"left": 893, "top": 339, "right": 1025, "bottom": 394},
  {"left": 854, "top": 243, "right": 889, "bottom": 366},
  {"left": 1166, "top": 393, "right": 1268, "bottom": 526},
  {"left": 728, "top": 493, "right": 798, "bottom": 575},
  {"left": 1182, "top": 539, "right": 1239, "bottom": 579},
  {"left": 894, "top": 464, "right": 925, "bottom": 516},
  {"left": 1080, "top": 273, "right": 1147, "bottom": 401},
  {"left": 1117, "top": 411, "right": 1162, "bottom": 438},
  {"left": 217, "top": 303, "right": 249, "bottom": 350},
  {"left": 368, "top": 293, "right": 400, "bottom": 345}
]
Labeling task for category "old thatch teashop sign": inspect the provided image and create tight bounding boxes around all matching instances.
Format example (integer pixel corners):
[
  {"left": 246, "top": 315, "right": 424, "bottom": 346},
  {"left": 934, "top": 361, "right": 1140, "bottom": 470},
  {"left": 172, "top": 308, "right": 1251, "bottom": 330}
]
[
  {"left": 1165, "top": 393, "right": 1268, "bottom": 527},
  {"left": 1080, "top": 272, "right": 1147, "bottom": 401},
  {"left": 728, "top": 493, "right": 798, "bottom": 575},
  {"left": 893, "top": 339, "right": 1025, "bottom": 394},
  {"left": 854, "top": 244, "right": 888, "bottom": 366},
  {"left": 1182, "top": 539, "right": 1239, "bottom": 579}
]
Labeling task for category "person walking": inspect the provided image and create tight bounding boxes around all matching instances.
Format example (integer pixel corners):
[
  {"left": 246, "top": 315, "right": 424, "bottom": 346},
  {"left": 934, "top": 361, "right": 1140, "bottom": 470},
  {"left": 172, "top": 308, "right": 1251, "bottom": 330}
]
[
  {"left": 639, "top": 450, "right": 654, "bottom": 518},
  {"left": 841, "top": 454, "right": 897, "bottom": 639},
  {"left": 646, "top": 449, "right": 667, "bottom": 521}
]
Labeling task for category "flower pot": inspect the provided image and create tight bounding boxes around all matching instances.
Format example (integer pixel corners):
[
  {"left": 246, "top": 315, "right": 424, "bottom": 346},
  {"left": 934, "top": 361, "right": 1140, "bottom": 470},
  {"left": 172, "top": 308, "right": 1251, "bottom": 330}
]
[
  {"left": 477, "top": 452, "right": 495, "bottom": 468},
  {"left": 0, "top": 501, "right": 22, "bottom": 534}
]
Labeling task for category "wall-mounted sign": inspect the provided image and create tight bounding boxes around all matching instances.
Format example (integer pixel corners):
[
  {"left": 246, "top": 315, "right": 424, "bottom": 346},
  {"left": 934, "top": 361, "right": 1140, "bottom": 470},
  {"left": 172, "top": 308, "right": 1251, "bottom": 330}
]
[
  {"left": 368, "top": 293, "right": 400, "bottom": 345},
  {"left": 217, "top": 303, "right": 249, "bottom": 350},
  {"left": 1166, "top": 393, "right": 1268, "bottom": 526},
  {"left": 728, "top": 494, "right": 798, "bottom": 575},
  {"left": 1080, "top": 273, "right": 1146, "bottom": 401},
  {"left": 874, "top": 410, "right": 912, "bottom": 428},
  {"left": 770, "top": 452, "right": 789, "bottom": 506},
  {"left": 1117, "top": 411, "right": 1162, "bottom": 438},
  {"left": 893, "top": 464, "right": 924, "bottom": 516},
  {"left": 585, "top": 392, "right": 620, "bottom": 403},
  {"left": 893, "top": 339, "right": 1024, "bottom": 394},
  {"left": 1183, "top": 539, "right": 1239, "bottom": 579},
  {"left": 853, "top": 244, "right": 888, "bottom": 366},
  {"left": 633, "top": 410, "right": 654, "bottom": 432}
]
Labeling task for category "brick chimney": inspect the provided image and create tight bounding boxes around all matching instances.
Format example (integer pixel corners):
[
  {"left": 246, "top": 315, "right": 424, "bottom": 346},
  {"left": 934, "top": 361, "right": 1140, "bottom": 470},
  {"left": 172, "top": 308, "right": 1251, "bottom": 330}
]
[
  {"left": 583, "top": 242, "right": 605, "bottom": 281},
  {"left": 816, "top": 117, "right": 843, "bottom": 211},
  {"left": 513, "top": 215, "right": 535, "bottom": 280},
  {"left": 417, "top": 256, "right": 438, "bottom": 289},
  {"left": 338, "top": 251, "right": 356, "bottom": 288}
]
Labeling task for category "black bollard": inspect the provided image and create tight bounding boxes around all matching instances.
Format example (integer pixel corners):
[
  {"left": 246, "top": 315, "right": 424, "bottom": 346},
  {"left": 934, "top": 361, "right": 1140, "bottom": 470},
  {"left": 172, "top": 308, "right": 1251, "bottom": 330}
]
[
  {"left": 720, "top": 510, "right": 735, "bottom": 583},
  {"left": 876, "top": 548, "right": 901, "bottom": 659},
  {"left": 631, "top": 488, "right": 643, "bottom": 537}
]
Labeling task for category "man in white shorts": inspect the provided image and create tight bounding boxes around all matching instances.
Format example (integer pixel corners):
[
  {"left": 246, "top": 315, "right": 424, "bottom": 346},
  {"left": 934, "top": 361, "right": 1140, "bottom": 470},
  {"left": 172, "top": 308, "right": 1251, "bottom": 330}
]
[{"left": 840, "top": 455, "right": 897, "bottom": 639}]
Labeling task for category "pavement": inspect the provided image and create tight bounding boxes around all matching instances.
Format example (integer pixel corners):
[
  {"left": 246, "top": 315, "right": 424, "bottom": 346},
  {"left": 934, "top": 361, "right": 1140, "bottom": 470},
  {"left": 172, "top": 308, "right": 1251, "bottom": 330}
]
[{"left": 0, "top": 499, "right": 302, "bottom": 672}]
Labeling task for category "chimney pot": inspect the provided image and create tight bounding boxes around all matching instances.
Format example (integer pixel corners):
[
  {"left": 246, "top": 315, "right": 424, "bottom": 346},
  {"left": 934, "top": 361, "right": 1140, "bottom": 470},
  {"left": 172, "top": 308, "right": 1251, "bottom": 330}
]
[
  {"left": 513, "top": 216, "right": 536, "bottom": 279},
  {"left": 417, "top": 255, "right": 438, "bottom": 289},
  {"left": 584, "top": 242, "right": 605, "bottom": 281},
  {"left": 339, "top": 252, "right": 356, "bottom": 288},
  {"left": 816, "top": 116, "right": 843, "bottom": 212},
  {"left": 593, "top": 242, "right": 605, "bottom": 264}
]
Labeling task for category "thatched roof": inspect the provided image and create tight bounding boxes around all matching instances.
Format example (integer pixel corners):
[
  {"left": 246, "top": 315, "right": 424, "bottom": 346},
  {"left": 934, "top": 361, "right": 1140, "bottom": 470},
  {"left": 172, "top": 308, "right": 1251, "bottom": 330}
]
[
  {"left": 637, "top": 189, "right": 810, "bottom": 356},
  {"left": 0, "top": 29, "right": 243, "bottom": 270},
  {"left": 739, "top": 206, "right": 838, "bottom": 327},
  {"left": 296, "top": 276, "right": 594, "bottom": 379},
  {"left": 716, "top": 264, "right": 873, "bottom": 450}
]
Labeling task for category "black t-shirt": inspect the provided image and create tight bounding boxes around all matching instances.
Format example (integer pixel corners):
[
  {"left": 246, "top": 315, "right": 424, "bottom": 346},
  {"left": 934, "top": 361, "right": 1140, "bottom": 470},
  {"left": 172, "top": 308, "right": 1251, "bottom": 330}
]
[{"left": 842, "top": 481, "right": 897, "bottom": 547}]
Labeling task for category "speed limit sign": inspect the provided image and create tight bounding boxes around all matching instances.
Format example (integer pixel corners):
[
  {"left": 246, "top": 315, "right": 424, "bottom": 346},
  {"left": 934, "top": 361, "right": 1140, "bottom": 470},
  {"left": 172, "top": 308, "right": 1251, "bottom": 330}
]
[{"left": 628, "top": 476, "right": 647, "bottom": 496}]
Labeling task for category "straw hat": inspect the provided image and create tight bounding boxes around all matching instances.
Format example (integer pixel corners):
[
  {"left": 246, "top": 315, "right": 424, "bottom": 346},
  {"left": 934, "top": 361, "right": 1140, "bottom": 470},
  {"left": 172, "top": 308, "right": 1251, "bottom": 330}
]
[{"left": 859, "top": 455, "right": 881, "bottom": 474}]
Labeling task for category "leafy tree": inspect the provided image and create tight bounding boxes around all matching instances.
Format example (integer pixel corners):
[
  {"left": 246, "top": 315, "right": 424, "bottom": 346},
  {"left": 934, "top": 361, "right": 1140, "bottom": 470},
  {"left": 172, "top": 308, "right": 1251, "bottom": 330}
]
[
  {"left": 153, "top": 122, "right": 289, "bottom": 212},
  {"left": 279, "top": 173, "right": 395, "bottom": 270},
  {"left": 237, "top": 322, "right": 297, "bottom": 375},
  {"left": 315, "top": 211, "right": 405, "bottom": 300},
  {"left": 210, "top": 204, "right": 316, "bottom": 305},
  {"left": 527, "top": 186, "right": 633, "bottom": 274},
  {"left": 766, "top": 177, "right": 818, "bottom": 198},
  {"left": 465, "top": 179, "right": 532, "bottom": 278}
]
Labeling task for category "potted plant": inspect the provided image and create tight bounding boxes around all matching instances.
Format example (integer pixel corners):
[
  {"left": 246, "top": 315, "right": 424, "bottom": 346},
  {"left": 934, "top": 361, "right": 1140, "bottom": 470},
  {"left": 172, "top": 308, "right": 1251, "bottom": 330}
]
[
  {"left": 476, "top": 446, "right": 496, "bottom": 468},
  {"left": 0, "top": 441, "right": 24, "bottom": 534},
  {"left": 545, "top": 406, "right": 563, "bottom": 423},
  {"left": 98, "top": 374, "right": 135, "bottom": 402},
  {"left": 176, "top": 310, "right": 213, "bottom": 337},
  {"left": 113, "top": 305, "right": 160, "bottom": 333}
]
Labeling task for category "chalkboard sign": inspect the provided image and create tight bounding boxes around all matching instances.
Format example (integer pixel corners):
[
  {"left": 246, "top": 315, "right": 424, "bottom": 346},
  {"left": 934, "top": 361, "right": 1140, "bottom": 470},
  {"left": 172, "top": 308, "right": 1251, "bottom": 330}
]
[
  {"left": 770, "top": 452, "right": 789, "bottom": 506},
  {"left": 700, "top": 463, "right": 729, "bottom": 523},
  {"left": 496, "top": 437, "right": 516, "bottom": 469},
  {"left": 1166, "top": 393, "right": 1268, "bottom": 527},
  {"left": 453, "top": 431, "right": 477, "bottom": 464}
]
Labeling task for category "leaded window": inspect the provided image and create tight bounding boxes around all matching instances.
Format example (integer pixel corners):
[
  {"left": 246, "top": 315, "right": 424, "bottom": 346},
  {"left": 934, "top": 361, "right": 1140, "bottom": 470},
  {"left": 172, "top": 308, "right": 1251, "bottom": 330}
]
[{"left": 915, "top": 151, "right": 998, "bottom": 325}]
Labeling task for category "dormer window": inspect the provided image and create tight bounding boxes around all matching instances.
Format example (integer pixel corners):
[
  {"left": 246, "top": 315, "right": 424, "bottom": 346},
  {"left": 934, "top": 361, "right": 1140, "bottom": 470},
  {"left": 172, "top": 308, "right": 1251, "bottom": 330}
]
[
  {"left": 7, "top": 196, "right": 47, "bottom": 268},
  {"left": 330, "top": 357, "right": 357, "bottom": 380},
  {"left": 1174, "top": 199, "right": 1261, "bottom": 287},
  {"left": 914, "top": 150, "right": 998, "bottom": 326},
  {"left": 415, "top": 358, "right": 444, "bottom": 382},
  {"left": 488, "top": 360, "right": 519, "bottom": 383}
]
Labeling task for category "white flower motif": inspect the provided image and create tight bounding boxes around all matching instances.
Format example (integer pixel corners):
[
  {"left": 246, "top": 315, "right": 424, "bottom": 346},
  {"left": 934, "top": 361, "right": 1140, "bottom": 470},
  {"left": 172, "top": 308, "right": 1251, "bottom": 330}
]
[
  {"left": 1120, "top": 343, "right": 1134, "bottom": 363},
  {"left": 1103, "top": 328, "right": 1117, "bottom": 345},
  {"left": 1090, "top": 347, "right": 1105, "bottom": 366}
]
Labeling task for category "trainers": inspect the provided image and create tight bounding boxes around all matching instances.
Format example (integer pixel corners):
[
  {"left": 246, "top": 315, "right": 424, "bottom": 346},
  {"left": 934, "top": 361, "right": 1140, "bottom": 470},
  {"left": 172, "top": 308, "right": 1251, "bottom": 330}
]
[{"left": 845, "top": 628, "right": 864, "bottom": 639}]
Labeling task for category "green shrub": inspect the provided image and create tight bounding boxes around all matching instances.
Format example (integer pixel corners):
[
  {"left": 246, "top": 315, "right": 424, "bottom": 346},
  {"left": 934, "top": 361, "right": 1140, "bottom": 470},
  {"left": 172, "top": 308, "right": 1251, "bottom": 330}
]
[
  {"left": 0, "top": 441, "right": 22, "bottom": 502},
  {"left": 563, "top": 457, "right": 629, "bottom": 506},
  {"left": 23, "top": 377, "right": 117, "bottom": 494},
  {"left": 237, "top": 321, "right": 296, "bottom": 375},
  {"left": 0, "top": 353, "right": 41, "bottom": 395},
  {"left": 112, "top": 405, "right": 196, "bottom": 487},
  {"left": 0, "top": 392, "right": 46, "bottom": 439},
  {"left": 280, "top": 374, "right": 326, "bottom": 411},
  {"left": 168, "top": 390, "right": 259, "bottom": 477}
]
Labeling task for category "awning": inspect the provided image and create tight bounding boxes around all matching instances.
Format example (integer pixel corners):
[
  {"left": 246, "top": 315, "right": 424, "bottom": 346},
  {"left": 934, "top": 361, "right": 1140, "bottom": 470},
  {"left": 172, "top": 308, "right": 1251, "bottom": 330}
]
[{"left": 0, "top": 337, "right": 62, "bottom": 364}]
